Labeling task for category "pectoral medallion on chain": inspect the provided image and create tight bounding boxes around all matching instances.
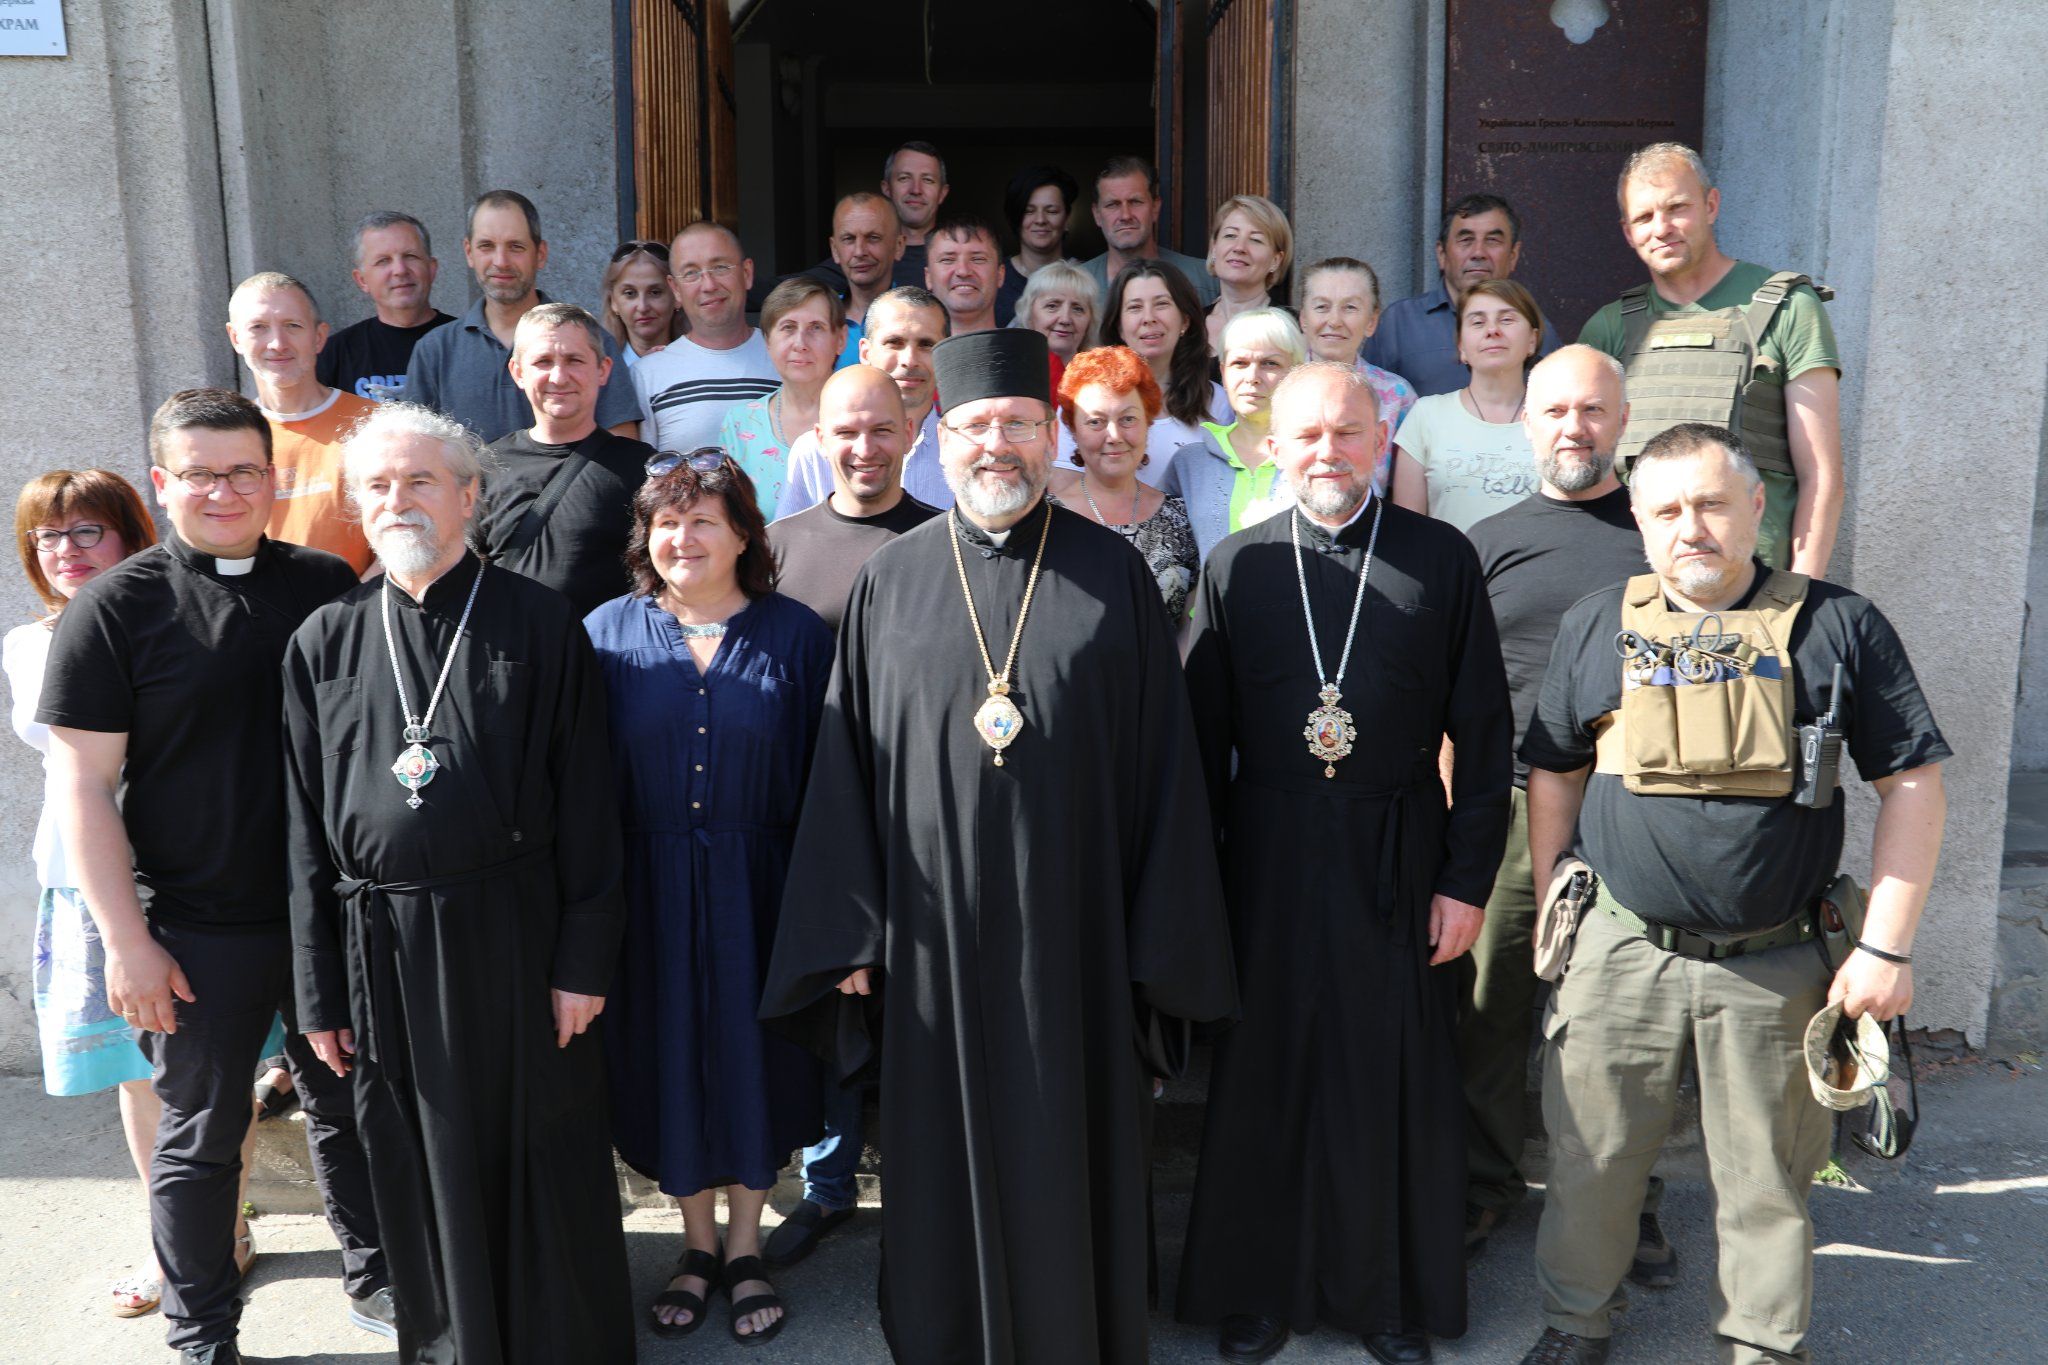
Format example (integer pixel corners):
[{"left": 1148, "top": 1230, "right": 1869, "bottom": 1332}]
[
  {"left": 391, "top": 725, "right": 440, "bottom": 809},
  {"left": 1303, "top": 686, "right": 1357, "bottom": 779},
  {"left": 973, "top": 683, "right": 1026, "bottom": 767}
]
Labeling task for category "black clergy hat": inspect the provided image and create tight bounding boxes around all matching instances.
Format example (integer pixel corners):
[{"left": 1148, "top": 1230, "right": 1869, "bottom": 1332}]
[{"left": 932, "top": 328, "right": 1051, "bottom": 415}]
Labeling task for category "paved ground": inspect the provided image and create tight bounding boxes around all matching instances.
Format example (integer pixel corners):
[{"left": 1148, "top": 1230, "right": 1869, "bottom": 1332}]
[{"left": 3, "top": 1055, "right": 2044, "bottom": 1363}]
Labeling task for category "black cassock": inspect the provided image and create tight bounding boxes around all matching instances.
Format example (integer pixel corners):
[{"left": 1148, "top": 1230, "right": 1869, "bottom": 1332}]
[
  {"left": 1174, "top": 499, "right": 1510, "bottom": 1339},
  {"left": 283, "top": 552, "right": 633, "bottom": 1365},
  {"left": 760, "top": 499, "right": 1237, "bottom": 1364}
]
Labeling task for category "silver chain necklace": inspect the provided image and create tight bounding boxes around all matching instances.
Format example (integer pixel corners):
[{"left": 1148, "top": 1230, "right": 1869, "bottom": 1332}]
[
  {"left": 1080, "top": 473, "right": 1140, "bottom": 539},
  {"left": 382, "top": 561, "right": 486, "bottom": 809},
  {"left": 1290, "top": 500, "right": 1383, "bottom": 778}
]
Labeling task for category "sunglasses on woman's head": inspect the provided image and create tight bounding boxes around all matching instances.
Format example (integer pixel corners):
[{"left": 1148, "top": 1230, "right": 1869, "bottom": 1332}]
[
  {"left": 611, "top": 240, "right": 671, "bottom": 262},
  {"left": 646, "top": 448, "right": 730, "bottom": 477}
]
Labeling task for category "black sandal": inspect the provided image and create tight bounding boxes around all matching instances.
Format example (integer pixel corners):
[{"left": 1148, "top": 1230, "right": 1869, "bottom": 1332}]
[
  {"left": 723, "top": 1253, "right": 787, "bottom": 1346},
  {"left": 649, "top": 1245, "right": 722, "bottom": 1338}
]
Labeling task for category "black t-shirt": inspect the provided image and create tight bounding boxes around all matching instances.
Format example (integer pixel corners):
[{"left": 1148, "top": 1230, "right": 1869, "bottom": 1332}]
[
  {"left": 1468, "top": 487, "right": 1647, "bottom": 787},
  {"left": 316, "top": 312, "right": 455, "bottom": 402},
  {"left": 36, "top": 535, "right": 359, "bottom": 928},
  {"left": 476, "top": 427, "right": 654, "bottom": 618},
  {"left": 768, "top": 495, "right": 938, "bottom": 633},
  {"left": 1522, "top": 565, "right": 1951, "bottom": 935}
]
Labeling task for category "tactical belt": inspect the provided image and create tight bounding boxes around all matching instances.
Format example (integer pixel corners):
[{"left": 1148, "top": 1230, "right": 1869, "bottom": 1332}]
[{"left": 1594, "top": 884, "right": 1818, "bottom": 960}]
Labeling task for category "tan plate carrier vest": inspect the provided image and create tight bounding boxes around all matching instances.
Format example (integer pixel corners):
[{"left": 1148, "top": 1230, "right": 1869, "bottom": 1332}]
[
  {"left": 1613, "top": 271, "right": 1831, "bottom": 480},
  {"left": 1592, "top": 569, "right": 1809, "bottom": 797}
]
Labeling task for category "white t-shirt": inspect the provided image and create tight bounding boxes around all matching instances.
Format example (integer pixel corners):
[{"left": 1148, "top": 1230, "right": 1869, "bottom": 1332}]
[
  {"left": 3, "top": 621, "right": 68, "bottom": 888},
  {"left": 1392, "top": 391, "right": 1537, "bottom": 533},
  {"left": 632, "top": 331, "right": 779, "bottom": 454},
  {"left": 1057, "top": 382, "right": 1229, "bottom": 489}
]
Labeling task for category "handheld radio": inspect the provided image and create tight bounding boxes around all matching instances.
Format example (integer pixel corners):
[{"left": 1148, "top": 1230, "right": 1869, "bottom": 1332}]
[{"left": 1793, "top": 664, "right": 1845, "bottom": 809}]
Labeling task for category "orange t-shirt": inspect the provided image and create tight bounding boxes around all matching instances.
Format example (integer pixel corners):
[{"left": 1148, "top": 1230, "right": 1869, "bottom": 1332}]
[{"left": 264, "top": 390, "right": 375, "bottom": 573}]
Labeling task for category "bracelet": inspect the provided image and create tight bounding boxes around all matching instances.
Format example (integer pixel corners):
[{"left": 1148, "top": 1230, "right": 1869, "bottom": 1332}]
[{"left": 1854, "top": 939, "right": 1912, "bottom": 966}]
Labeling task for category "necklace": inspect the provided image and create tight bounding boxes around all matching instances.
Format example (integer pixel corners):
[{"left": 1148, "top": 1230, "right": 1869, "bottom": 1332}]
[
  {"left": 1464, "top": 385, "right": 1525, "bottom": 424},
  {"left": 1290, "top": 502, "right": 1384, "bottom": 778},
  {"left": 382, "top": 561, "right": 485, "bottom": 809},
  {"left": 1080, "top": 473, "right": 1141, "bottom": 540},
  {"left": 947, "top": 506, "right": 1053, "bottom": 767}
]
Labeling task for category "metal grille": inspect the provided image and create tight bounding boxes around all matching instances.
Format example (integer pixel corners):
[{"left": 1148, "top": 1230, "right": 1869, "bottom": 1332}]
[{"left": 630, "top": 0, "right": 739, "bottom": 242}]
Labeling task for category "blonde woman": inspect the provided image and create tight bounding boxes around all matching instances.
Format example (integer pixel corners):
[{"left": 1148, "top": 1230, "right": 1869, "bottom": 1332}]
[{"left": 1203, "top": 194, "right": 1294, "bottom": 353}]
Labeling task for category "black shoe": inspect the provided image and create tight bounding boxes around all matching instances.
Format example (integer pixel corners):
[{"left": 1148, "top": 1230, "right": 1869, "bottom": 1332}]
[
  {"left": 1464, "top": 1203, "right": 1501, "bottom": 1263},
  {"left": 762, "top": 1198, "right": 854, "bottom": 1268},
  {"left": 1218, "top": 1313, "right": 1289, "bottom": 1364},
  {"left": 180, "top": 1344, "right": 244, "bottom": 1365},
  {"left": 1363, "top": 1329, "right": 1432, "bottom": 1364},
  {"left": 349, "top": 1286, "right": 398, "bottom": 1339},
  {"left": 1626, "top": 1209, "right": 1678, "bottom": 1288},
  {"left": 1517, "top": 1327, "right": 1611, "bottom": 1364}
]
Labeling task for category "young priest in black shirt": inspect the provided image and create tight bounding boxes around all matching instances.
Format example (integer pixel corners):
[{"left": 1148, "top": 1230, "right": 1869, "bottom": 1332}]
[{"left": 40, "top": 390, "right": 387, "bottom": 1364}]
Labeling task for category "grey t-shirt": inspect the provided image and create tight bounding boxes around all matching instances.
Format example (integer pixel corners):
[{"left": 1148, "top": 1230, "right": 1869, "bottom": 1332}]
[{"left": 403, "top": 292, "right": 645, "bottom": 443}]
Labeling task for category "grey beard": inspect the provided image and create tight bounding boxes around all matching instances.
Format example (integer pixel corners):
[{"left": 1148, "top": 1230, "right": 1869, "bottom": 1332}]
[
  {"left": 370, "top": 518, "right": 445, "bottom": 578},
  {"left": 948, "top": 460, "right": 1043, "bottom": 520},
  {"left": 1289, "top": 468, "right": 1368, "bottom": 521},
  {"left": 1540, "top": 446, "right": 1615, "bottom": 494},
  {"left": 1672, "top": 556, "right": 1732, "bottom": 599}
]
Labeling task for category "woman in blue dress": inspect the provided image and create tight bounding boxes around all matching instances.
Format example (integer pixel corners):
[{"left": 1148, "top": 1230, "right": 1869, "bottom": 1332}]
[{"left": 585, "top": 450, "right": 832, "bottom": 1347}]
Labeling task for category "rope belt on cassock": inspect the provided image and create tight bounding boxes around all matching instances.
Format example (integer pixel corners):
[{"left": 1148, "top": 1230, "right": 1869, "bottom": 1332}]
[
  {"left": 1236, "top": 766, "right": 1440, "bottom": 947},
  {"left": 334, "top": 845, "right": 555, "bottom": 1083}
]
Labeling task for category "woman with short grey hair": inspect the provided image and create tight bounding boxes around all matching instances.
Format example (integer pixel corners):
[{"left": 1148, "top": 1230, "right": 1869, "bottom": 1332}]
[
  {"left": 1012, "top": 259, "right": 1103, "bottom": 364},
  {"left": 1160, "top": 307, "right": 1306, "bottom": 560}
]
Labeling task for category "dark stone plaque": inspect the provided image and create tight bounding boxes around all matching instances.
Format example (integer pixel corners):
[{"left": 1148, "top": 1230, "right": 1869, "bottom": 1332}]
[{"left": 1444, "top": 1, "right": 1707, "bottom": 338}]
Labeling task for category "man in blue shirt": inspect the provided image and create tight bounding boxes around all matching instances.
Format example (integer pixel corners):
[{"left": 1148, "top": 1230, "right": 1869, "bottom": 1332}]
[
  {"left": 1367, "top": 193, "right": 1562, "bottom": 396},
  {"left": 404, "top": 190, "right": 642, "bottom": 443}
]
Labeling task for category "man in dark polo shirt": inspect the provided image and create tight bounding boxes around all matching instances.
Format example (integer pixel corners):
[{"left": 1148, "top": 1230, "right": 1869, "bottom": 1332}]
[
  {"left": 404, "top": 189, "right": 642, "bottom": 443},
  {"left": 1514, "top": 423, "right": 1948, "bottom": 1365},
  {"left": 477, "top": 302, "right": 654, "bottom": 616},
  {"left": 760, "top": 363, "right": 933, "bottom": 1269},
  {"left": 316, "top": 210, "right": 453, "bottom": 402},
  {"left": 1460, "top": 346, "right": 1649, "bottom": 1266},
  {"left": 41, "top": 389, "right": 388, "bottom": 1365}
]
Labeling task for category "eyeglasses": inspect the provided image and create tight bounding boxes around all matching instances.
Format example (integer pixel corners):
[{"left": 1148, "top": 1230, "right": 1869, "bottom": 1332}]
[
  {"left": 646, "top": 447, "right": 730, "bottom": 477},
  {"left": 27, "top": 524, "right": 107, "bottom": 551},
  {"left": 167, "top": 465, "right": 269, "bottom": 495},
  {"left": 673, "top": 263, "right": 739, "bottom": 286},
  {"left": 941, "top": 418, "right": 1054, "bottom": 445},
  {"left": 612, "top": 239, "right": 670, "bottom": 262}
]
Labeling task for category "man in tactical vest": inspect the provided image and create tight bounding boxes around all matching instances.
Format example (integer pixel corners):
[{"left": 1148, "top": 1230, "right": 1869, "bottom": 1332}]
[
  {"left": 1581, "top": 144, "right": 1843, "bottom": 577},
  {"left": 1513, "top": 423, "right": 1947, "bottom": 1365}
]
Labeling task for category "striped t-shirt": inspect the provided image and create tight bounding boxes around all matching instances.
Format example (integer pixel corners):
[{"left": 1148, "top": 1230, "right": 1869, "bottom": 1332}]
[{"left": 632, "top": 330, "right": 780, "bottom": 454}]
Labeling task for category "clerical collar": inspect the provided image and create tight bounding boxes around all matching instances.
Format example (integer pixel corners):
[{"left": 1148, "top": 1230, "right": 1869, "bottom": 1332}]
[
  {"left": 258, "top": 388, "right": 342, "bottom": 424},
  {"left": 1300, "top": 488, "right": 1377, "bottom": 548},
  {"left": 163, "top": 531, "right": 268, "bottom": 578},
  {"left": 954, "top": 497, "right": 1047, "bottom": 553}
]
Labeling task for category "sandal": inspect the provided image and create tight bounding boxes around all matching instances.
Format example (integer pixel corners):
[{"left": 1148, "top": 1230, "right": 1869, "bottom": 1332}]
[
  {"left": 649, "top": 1245, "right": 721, "bottom": 1338},
  {"left": 723, "top": 1253, "right": 787, "bottom": 1346},
  {"left": 235, "top": 1230, "right": 257, "bottom": 1282},
  {"left": 253, "top": 1068, "right": 299, "bottom": 1121},
  {"left": 110, "top": 1272, "right": 162, "bottom": 1318}
]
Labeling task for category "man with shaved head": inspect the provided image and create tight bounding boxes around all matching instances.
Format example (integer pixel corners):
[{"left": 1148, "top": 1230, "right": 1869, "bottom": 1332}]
[
  {"left": 226, "top": 271, "right": 378, "bottom": 572},
  {"left": 634, "top": 219, "right": 779, "bottom": 451},
  {"left": 404, "top": 189, "right": 642, "bottom": 443},
  {"left": 1458, "top": 345, "right": 1655, "bottom": 1269},
  {"left": 1177, "top": 361, "right": 1510, "bottom": 1365}
]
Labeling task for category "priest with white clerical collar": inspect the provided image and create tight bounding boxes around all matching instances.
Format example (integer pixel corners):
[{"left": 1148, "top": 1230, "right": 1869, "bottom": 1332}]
[
  {"left": 281, "top": 401, "right": 633, "bottom": 1364},
  {"left": 761, "top": 327, "right": 1237, "bottom": 1364},
  {"left": 1174, "top": 360, "right": 1513, "bottom": 1365}
]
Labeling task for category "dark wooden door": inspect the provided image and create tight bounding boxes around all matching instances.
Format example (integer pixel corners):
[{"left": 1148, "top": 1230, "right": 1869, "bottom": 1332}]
[
  {"left": 1158, "top": 0, "right": 1293, "bottom": 250},
  {"left": 630, "top": 0, "right": 739, "bottom": 241}
]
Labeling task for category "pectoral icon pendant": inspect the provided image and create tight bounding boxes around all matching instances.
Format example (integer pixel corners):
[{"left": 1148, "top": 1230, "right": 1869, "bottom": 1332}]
[
  {"left": 1303, "top": 685, "right": 1357, "bottom": 779},
  {"left": 973, "top": 683, "right": 1025, "bottom": 768},
  {"left": 391, "top": 724, "right": 439, "bottom": 809}
]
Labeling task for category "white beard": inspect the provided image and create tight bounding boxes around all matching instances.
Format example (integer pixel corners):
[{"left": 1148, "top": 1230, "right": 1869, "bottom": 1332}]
[
  {"left": 369, "top": 516, "right": 446, "bottom": 579},
  {"left": 948, "top": 457, "right": 1043, "bottom": 521},
  {"left": 1288, "top": 463, "right": 1368, "bottom": 520}
]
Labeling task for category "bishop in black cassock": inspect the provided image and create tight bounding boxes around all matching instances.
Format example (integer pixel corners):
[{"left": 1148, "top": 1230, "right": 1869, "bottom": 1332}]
[
  {"left": 1175, "top": 363, "right": 1511, "bottom": 1363},
  {"left": 283, "top": 407, "right": 633, "bottom": 1364},
  {"left": 760, "top": 330, "right": 1237, "bottom": 1364}
]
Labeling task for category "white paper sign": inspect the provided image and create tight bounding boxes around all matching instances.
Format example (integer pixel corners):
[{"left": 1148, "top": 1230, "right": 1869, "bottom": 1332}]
[{"left": 0, "top": 0, "right": 66, "bottom": 57}]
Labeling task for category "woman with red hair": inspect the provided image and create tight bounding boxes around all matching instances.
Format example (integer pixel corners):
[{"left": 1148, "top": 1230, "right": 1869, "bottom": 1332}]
[{"left": 1051, "top": 346, "right": 1200, "bottom": 620}]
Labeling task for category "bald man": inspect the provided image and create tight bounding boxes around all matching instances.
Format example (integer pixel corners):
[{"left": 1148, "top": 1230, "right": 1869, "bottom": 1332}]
[
  {"left": 1458, "top": 346, "right": 1658, "bottom": 1268},
  {"left": 634, "top": 220, "right": 779, "bottom": 450},
  {"left": 226, "top": 272, "right": 378, "bottom": 573}
]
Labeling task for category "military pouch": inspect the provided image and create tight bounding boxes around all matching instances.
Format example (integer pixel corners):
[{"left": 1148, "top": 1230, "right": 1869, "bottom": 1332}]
[
  {"left": 1816, "top": 872, "right": 1869, "bottom": 971},
  {"left": 1535, "top": 858, "right": 1595, "bottom": 983}
]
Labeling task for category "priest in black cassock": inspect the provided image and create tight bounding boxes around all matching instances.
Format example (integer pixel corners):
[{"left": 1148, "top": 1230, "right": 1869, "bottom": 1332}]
[
  {"left": 282, "top": 402, "right": 634, "bottom": 1364},
  {"left": 1175, "top": 361, "right": 1512, "bottom": 1365},
  {"left": 760, "top": 328, "right": 1237, "bottom": 1364}
]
